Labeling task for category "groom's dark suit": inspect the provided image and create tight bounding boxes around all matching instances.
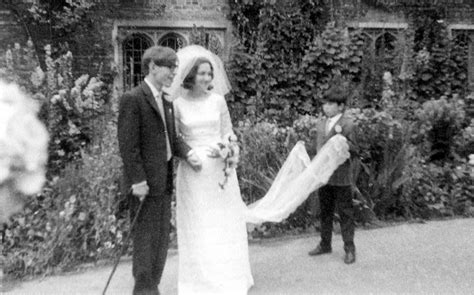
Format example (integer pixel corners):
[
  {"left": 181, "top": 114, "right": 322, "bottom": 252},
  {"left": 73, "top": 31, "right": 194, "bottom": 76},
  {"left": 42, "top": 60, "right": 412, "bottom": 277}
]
[
  {"left": 118, "top": 82, "right": 190, "bottom": 294},
  {"left": 307, "top": 113, "right": 358, "bottom": 251}
]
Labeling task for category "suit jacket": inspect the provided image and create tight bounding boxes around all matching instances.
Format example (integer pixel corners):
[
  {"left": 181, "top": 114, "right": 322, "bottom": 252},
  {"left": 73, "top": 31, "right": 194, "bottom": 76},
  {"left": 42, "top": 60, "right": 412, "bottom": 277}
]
[
  {"left": 307, "top": 113, "right": 358, "bottom": 186},
  {"left": 117, "top": 82, "right": 191, "bottom": 197}
]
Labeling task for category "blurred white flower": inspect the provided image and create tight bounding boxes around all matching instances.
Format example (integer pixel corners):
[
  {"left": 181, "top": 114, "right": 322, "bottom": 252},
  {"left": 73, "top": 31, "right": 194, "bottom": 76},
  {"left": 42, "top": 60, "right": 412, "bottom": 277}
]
[
  {"left": 68, "top": 120, "right": 81, "bottom": 135},
  {"left": 31, "top": 66, "right": 45, "bottom": 88},
  {"left": 51, "top": 94, "right": 61, "bottom": 104},
  {"left": 70, "top": 87, "right": 81, "bottom": 100},
  {"left": 69, "top": 195, "right": 77, "bottom": 203},
  {"left": 383, "top": 71, "right": 393, "bottom": 86},
  {"left": 44, "top": 44, "right": 51, "bottom": 52},
  {"left": 57, "top": 74, "right": 64, "bottom": 86},
  {"left": 58, "top": 89, "right": 68, "bottom": 98},
  {"left": 82, "top": 77, "right": 104, "bottom": 102},
  {"left": 78, "top": 212, "right": 86, "bottom": 221},
  {"left": 15, "top": 170, "right": 46, "bottom": 195},
  {"left": 74, "top": 74, "right": 89, "bottom": 88},
  {"left": 108, "top": 214, "right": 116, "bottom": 223},
  {"left": 0, "top": 80, "right": 48, "bottom": 222},
  {"left": 416, "top": 47, "right": 430, "bottom": 65}
]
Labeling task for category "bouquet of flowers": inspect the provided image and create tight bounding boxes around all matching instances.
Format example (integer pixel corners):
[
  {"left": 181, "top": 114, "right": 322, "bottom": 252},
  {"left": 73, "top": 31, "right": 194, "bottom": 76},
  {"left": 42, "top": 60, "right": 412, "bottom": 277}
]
[{"left": 217, "top": 134, "right": 240, "bottom": 190}]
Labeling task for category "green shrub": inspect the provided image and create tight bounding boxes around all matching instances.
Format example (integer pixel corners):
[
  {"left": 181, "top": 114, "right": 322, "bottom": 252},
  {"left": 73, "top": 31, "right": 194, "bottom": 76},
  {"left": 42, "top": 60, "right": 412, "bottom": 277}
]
[
  {"left": 4, "top": 123, "right": 126, "bottom": 278},
  {"left": 347, "top": 108, "right": 413, "bottom": 218},
  {"left": 415, "top": 96, "right": 467, "bottom": 161},
  {"left": 301, "top": 24, "right": 365, "bottom": 105},
  {"left": 453, "top": 118, "right": 474, "bottom": 159},
  {"left": 410, "top": 25, "right": 469, "bottom": 102},
  {"left": 401, "top": 154, "right": 473, "bottom": 219},
  {"left": 227, "top": 0, "right": 332, "bottom": 124},
  {"left": 236, "top": 120, "right": 290, "bottom": 204},
  {"left": 0, "top": 41, "right": 113, "bottom": 175}
]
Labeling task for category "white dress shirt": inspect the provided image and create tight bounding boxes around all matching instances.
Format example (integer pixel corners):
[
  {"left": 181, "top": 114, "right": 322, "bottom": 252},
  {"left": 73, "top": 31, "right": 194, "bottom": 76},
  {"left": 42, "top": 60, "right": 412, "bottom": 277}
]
[
  {"left": 326, "top": 113, "right": 342, "bottom": 135},
  {"left": 145, "top": 78, "right": 172, "bottom": 161}
]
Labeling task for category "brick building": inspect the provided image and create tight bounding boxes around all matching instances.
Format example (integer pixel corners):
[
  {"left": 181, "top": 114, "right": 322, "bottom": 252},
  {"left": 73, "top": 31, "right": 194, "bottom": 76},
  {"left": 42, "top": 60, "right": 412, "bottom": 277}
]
[
  {"left": 0, "top": 0, "right": 473, "bottom": 92},
  {"left": 340, "top": 0, "right": 474, "bottom": 91},
  {"left": 111, "top": 0, "right": 233, "bottom": 92}
]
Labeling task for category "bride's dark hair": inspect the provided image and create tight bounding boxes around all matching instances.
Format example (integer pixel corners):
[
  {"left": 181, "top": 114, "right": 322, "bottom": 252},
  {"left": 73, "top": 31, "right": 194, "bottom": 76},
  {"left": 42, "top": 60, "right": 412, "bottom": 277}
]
[{"left": 182, "top": 57, "right": 214, "bottom": 90}]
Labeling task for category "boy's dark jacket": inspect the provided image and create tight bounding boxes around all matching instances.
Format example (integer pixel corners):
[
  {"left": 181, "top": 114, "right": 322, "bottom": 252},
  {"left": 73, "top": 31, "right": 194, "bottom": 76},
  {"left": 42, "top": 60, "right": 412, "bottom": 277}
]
[{"left": 306, "top": 114, "right": 358, "bottom": 186}]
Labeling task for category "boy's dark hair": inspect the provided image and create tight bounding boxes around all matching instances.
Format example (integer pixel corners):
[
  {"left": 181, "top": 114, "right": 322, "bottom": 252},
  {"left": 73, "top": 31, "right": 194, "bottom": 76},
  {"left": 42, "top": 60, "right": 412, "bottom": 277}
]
[
  {"left": 323, "top": 77, "right": 351, "bottom": 105},
  {"left": 141, "top": 46, "right": 178, "bottom": 75},
  {"left": 182, "top": 57, "right": 214, "bottom": 90}
]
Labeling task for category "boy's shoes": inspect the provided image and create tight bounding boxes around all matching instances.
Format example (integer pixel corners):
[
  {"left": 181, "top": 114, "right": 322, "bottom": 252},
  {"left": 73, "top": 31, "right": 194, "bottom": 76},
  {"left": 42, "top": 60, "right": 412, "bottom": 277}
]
[
  {"left": 344, "top": 250, "right": 356, "bottom": 264},
  {"left": 308, "top": 245, "right": 332, "bottom": 256}
]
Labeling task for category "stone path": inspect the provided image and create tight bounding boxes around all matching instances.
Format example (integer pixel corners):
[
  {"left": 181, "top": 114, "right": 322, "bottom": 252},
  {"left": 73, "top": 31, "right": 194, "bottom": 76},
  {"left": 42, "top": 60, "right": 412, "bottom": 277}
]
[{"left": 7, "top": 218, "right": 474, "bottom": 295}]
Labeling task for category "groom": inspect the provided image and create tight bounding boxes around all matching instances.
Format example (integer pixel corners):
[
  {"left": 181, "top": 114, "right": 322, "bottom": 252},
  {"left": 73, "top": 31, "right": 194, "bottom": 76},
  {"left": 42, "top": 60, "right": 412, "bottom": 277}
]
[
  {"left": 307, "top": 83, "right": 358, "bottom": 264},
  {"left": 118, "top": 46, "right": 201, "bottom": 295}
]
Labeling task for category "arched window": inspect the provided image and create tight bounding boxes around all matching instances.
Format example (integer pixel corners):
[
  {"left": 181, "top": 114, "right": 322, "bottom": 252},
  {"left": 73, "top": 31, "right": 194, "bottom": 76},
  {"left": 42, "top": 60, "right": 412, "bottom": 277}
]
[
  {"left": 159, "top": 33, "right": 186, "bottom": 51},
  {"left": 375, "top": 32, "right": 396, "bottom": 57},
  {"left": 189, "top": 27, "right": 224, "bottom": 56},
  {"left": 123, "top": 33, "right": 153, "bottom": 90}
]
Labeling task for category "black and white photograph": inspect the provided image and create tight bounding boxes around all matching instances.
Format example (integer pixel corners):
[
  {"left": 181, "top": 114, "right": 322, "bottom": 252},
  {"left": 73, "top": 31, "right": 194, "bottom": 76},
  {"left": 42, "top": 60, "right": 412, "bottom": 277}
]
[{"left": 1, "top": 0, "right": 473, "bottom": 294}]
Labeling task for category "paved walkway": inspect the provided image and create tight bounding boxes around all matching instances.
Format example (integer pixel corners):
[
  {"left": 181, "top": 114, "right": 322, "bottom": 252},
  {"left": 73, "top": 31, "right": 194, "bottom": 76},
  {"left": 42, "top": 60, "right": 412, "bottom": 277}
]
[{"left": 7, "top": 218, "right": 474, "bottom": 294}]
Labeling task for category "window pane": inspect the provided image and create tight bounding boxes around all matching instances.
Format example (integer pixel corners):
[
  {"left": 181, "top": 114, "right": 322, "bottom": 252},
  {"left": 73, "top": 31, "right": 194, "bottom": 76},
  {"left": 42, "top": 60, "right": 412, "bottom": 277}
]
[
  {"left": 123, "top": 34, "right": 152, "bottom": 91},
  {"left": 159, "top": 33, "right": 186, "bottom": 51}
]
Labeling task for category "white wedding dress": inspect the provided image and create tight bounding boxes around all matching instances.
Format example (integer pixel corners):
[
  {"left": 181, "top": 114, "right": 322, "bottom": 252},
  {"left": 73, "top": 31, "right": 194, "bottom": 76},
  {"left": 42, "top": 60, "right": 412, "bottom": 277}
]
[{"left": 175, "top": 93, "right": 350, "bottom": 295}]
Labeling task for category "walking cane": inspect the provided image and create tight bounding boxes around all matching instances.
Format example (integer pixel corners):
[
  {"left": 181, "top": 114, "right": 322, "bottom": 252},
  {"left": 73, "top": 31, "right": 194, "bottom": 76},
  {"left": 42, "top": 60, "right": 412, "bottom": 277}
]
[{"left": 102, "top": 194, "right": 145, "bottom": 295}]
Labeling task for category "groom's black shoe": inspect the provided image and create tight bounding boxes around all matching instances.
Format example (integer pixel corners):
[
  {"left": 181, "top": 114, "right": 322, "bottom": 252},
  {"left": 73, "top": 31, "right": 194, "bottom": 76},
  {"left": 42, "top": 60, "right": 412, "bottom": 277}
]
[
  {"left": 344, "top": 250, "right": 356, "bottom": 264},
  {"left": 308, "top": 245, "right": 332, "bottom": 256}
]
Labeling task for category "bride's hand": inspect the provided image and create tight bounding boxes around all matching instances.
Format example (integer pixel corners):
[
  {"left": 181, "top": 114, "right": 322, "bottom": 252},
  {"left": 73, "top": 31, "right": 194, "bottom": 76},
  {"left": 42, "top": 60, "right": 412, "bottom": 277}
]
[
  {"left": 186, "top": 150, "right": 203, "bottom": 172},
  {"left": 205, "top": 144, "right": 221, "bottom": 158}
]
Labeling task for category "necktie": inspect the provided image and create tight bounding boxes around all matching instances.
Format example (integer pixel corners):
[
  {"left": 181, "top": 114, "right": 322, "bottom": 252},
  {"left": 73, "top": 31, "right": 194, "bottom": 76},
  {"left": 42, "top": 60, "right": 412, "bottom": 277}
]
[{"left": 155, "top": 94, "right": 172, "bottom": 161}]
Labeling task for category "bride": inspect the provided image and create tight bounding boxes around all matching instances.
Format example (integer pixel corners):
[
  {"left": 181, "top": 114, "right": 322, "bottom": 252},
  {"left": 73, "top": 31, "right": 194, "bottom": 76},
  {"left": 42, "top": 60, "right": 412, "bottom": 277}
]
[{"left": 168, "top": 45, "right": 350, "bottom": 295}]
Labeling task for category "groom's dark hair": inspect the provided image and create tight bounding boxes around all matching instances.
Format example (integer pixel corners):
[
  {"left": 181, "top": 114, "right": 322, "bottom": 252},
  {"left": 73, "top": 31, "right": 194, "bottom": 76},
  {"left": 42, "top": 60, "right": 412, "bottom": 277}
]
[
  {"left": 141, "top": 46, "right": 178, "bottom": 75},
  {"left": 182, "top": 57, "right": 214, "bottom": 90}
]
